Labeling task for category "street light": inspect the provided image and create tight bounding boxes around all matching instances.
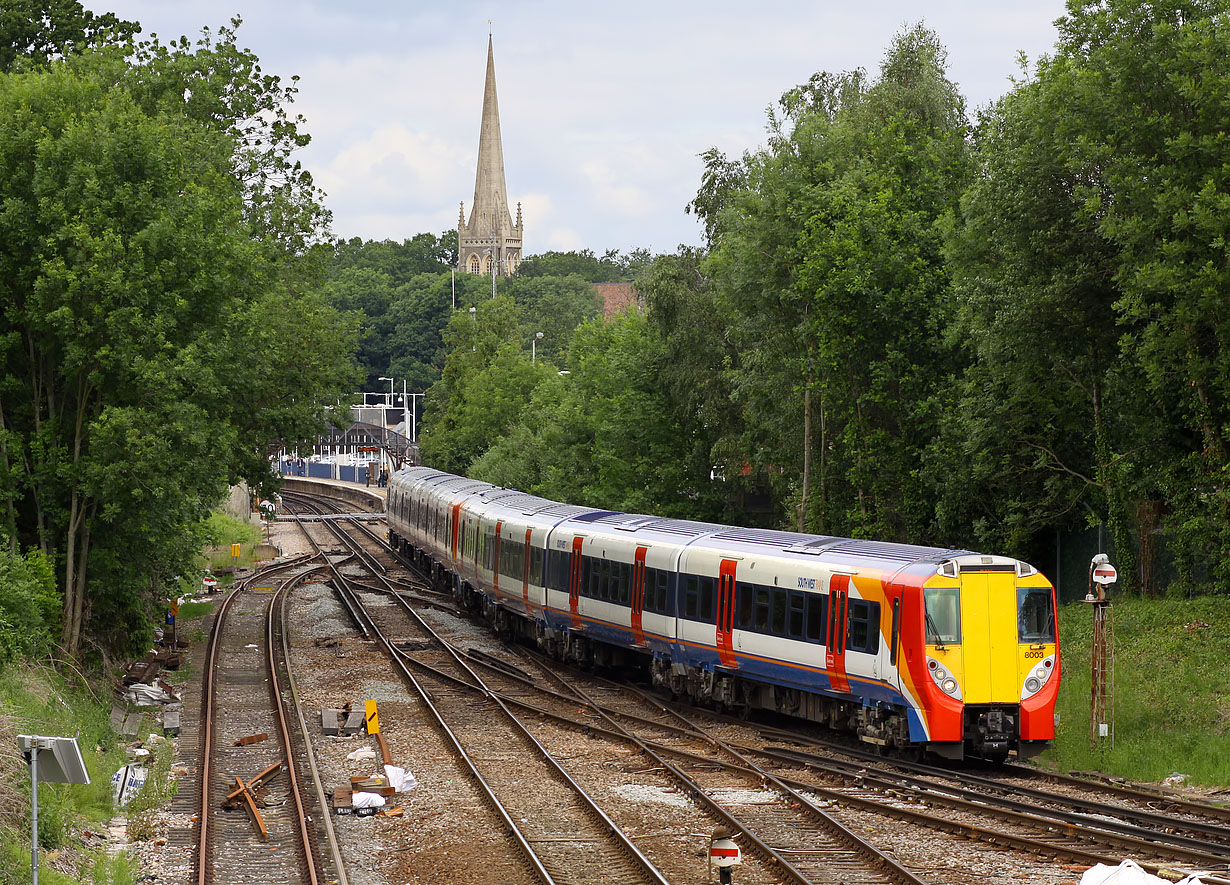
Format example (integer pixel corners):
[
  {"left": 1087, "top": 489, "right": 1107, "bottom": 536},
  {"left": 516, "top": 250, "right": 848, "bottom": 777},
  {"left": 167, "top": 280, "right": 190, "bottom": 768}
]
[
  {"left": 469, "top": 306, "right": 477, "bottom": 352},
  {"left": 532, "top": 331, "right": 543, "bottom": 364}
]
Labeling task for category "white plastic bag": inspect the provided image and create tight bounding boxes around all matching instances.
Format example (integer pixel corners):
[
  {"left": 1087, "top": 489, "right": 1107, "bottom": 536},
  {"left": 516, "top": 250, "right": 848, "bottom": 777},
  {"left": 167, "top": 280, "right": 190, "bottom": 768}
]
[{"left": 351, "top": 791, "right": 386, "bottom": 809}]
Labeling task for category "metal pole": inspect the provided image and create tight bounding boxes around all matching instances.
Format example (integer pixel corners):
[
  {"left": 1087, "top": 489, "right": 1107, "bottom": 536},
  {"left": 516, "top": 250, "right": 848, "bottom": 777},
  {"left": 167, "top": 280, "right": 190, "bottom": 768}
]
[
  {"left": 402, "top": 380, "right": 409, "bottom": 455},
  {"left": 30, "top": 744, "right": 39, "bottom": 885}
]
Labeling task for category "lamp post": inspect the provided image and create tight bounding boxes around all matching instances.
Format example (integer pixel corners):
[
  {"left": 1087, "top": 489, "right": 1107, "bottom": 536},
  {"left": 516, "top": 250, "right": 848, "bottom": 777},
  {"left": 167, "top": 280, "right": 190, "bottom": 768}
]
[
  {"left": 378, "top": 376, "right": 395, "bottom": 474},
  {"left": 469, "top": 306, "right": 477, "bottom": 352},
  {"left": 408, "top": 393, "right": 424, "bottom": 444},
  {"left": 532, "top": 331, "right": 543, "bottom": 364}
]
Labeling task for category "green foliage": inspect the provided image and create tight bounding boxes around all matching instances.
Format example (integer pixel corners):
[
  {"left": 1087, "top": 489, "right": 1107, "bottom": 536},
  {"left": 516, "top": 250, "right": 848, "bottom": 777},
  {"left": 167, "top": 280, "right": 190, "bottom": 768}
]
[
  {"left": 202, "top": 512, "right": 260, "bottom": 549},
  {"left": 0, "top": 663, "right": 130, "bottom": 854},
  {"left": 0, "top": 0, "right": 136, "bottom": 73},
  {"left": 516, "top": 248, "right": 652, "bottom": 282},
  {"left": 694, "top": 23, "right": 970, "bottom": 540},
  {"left": 0, "top": 543, "right": 59, "bottom": 666},
  {"left": 471, "top": 311, "right": 720, "bottom": 517},
  {"left": 0, "top": 18, "right": 357, "bottom": 658},
  {"left": 1045, "top": 595, "right": 1230, "bottom": 785},
  {"left": 419, "top": 296, "right": 555, "bottom": 473},
  {"left": 503, "top": 274, "right": 603, "bottom": 365}
]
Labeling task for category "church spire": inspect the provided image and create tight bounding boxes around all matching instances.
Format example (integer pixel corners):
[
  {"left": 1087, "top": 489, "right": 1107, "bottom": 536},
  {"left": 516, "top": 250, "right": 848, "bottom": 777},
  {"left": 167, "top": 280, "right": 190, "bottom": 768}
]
[{"left": 458, "top": 35, "right": 523, "bottom": 277}]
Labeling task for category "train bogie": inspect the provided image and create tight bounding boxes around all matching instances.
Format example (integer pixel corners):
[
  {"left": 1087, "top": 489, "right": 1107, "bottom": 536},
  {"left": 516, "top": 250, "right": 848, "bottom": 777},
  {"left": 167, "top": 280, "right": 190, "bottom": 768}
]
[{"left": 386, "top": 467, "right": 1060, "bottom": 760}]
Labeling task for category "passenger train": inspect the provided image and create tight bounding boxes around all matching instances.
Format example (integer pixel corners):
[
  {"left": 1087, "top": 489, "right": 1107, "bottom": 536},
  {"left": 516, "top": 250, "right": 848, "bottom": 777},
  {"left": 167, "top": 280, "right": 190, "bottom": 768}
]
[{"left": 386, "top": 467, "right": 1060, "bottom": 760}]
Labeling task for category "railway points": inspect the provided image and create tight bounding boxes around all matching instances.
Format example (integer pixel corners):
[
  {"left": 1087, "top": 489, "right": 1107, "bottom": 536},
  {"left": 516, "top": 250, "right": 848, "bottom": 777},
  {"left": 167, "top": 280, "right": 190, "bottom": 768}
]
[{"left": 138, "top": 478, "right": 1229, "bottom": 885}]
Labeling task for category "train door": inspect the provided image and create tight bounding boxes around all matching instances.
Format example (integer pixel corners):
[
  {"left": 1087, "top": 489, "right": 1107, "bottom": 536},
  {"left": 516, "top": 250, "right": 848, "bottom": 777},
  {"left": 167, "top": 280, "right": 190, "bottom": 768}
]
[
  {"left": 960, "top": 571, "right": 1019, "bottom": 704},
  {"left": 716, "top": 559, "right": 738, "bottom": 668},
  {"left": 889, "top": 582, "right": 905, "bottom": 690},
  {"left": 826, "top": 574, "right": 850, "bottom": 692},
  {"left": 522, "top": 528, "right": 532, "bottom": 612},
  {"left": 450, "top": 502, "right": 462, "bottom": 564},
  {"left": 631, "top": 546, "right": 648, "bottom": 645},
  {"left": 568, "top": 536, "right": 584, "bottom": 629},
  {"left": 493, "top": 521, "right": 502, "bottom": 597}
]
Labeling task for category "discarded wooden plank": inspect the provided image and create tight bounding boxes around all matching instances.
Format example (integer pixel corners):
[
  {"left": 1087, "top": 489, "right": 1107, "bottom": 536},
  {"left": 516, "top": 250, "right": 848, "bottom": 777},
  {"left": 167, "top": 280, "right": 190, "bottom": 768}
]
[
  {"left": 232, "top": 733, "right": 269, "bottom": 747},
  {"left": 374, "top": 732, "right": 392, "bottom": 766},
  {"left": 233, "top": 775, "right": 268, "bottom": 842},
  {"left": 223, "top": 760, "right": 283, "bottom": 807}
]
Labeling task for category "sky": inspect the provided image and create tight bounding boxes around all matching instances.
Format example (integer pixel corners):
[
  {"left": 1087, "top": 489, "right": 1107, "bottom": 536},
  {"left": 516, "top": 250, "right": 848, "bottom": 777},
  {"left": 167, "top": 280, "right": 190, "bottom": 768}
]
[{"left": 84, "top": 1, "right": 1071, "bottom": 256}]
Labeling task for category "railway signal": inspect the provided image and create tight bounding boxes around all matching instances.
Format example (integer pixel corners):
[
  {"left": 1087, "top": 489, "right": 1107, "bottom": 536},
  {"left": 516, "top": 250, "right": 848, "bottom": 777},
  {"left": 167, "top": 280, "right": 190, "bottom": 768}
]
[
  {"left": 709, "top": 827, "right": 741, "bottom": 884},
  {"left": 1086, "top": 554, "right": 1116, "bottom": 750}
]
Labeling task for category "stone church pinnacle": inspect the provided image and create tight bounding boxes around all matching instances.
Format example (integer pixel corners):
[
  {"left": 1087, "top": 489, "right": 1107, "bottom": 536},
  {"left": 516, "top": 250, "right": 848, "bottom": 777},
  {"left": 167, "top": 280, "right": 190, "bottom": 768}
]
[{"left": 458, "top": 35, "right": 522, "bottom": 278}]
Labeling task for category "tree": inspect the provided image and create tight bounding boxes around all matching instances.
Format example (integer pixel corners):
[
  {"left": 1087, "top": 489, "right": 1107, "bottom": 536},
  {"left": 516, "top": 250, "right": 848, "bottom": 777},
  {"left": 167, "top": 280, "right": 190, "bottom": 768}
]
[
  {"left": 471, "top": 311, "right": 712, "bottom": 517},
  {"left": 418, "top": 296, "right": 551, "bottom": 473},
  {"left": 504, "top": 274, "right": 603, "bottom": 364},
  {"left": 694, "top": 25, "right": 970, "bottom": 541},
  {"left": 0, "top": 0, "right": 136, "bottom": 72},
  {"left": 0, "top": 27, "right": 356, "bottom": 656}
]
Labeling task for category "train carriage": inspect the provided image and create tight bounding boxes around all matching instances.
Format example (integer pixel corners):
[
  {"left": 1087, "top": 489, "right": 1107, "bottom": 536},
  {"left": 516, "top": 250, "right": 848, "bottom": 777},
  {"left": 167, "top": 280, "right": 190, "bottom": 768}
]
[{"left": 387, "top": 466, "right": 1059, "bottom": 760}]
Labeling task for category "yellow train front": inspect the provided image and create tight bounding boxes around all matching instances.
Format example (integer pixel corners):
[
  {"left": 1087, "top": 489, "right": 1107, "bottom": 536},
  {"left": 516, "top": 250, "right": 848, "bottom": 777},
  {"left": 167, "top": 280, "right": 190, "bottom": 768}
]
[{"left": 903, "top": 555, "right": 1059, "bottom": 760}]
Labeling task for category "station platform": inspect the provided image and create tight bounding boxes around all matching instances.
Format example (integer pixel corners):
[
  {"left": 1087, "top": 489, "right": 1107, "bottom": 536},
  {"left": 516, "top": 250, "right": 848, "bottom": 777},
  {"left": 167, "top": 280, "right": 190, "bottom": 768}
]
[{"left": 280, "top": 474, "right": 385, "bottom": 513}]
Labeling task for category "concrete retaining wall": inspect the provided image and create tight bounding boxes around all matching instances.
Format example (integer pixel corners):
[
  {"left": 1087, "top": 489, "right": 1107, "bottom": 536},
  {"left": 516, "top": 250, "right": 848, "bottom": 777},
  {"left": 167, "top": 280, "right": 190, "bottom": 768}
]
[{"left": 281, "top": 477, "right": 385, "bottom": 513}]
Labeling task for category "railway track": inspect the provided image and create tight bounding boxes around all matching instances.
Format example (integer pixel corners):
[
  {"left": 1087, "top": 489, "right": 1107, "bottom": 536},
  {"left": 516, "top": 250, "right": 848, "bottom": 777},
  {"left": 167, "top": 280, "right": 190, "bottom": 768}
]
[
  {"left": 277, "top": 482, "right": 1230, "bottom": 885},
  {"left": 288, "top": 498, "right": 673, "bottom": 885},
  {"left": 294, "top": 501, "right": 929, "bottom": 885},
  {"left": 195, "top": 557, "right": 345, "bottom": 885}
]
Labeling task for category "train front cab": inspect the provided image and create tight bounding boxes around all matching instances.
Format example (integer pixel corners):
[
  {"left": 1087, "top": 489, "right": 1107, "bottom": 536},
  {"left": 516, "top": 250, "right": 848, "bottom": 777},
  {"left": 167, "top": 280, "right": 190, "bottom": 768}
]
[{"left": 920, "top": 556, "right": 1059, "bottom": 761}]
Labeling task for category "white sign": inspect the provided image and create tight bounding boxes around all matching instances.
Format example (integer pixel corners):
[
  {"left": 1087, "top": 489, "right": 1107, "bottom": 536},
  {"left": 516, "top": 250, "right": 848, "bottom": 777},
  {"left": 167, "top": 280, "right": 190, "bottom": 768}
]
[
  {"left": 710, "top": 837, "right": 741, "bottom": 868},
  {"left": 1092, "top": 564, "right": 1118, "bottom": 585}
]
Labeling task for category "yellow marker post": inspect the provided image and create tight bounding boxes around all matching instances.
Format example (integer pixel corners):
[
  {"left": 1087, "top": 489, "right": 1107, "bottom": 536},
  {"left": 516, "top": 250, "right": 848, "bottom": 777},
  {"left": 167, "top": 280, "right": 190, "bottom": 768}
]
[
  {"left": 364, "top": 700, "right": 379, "bottom": 735},
  {"left": 231, "top": 543, "right": 241, "bottom": 560}
]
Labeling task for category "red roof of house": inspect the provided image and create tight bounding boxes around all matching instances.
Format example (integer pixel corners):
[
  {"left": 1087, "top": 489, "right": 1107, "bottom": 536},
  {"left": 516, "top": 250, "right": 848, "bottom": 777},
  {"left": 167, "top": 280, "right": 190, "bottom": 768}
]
[{"left": 592, "top": 283, "right": 639, "bottom": 319}]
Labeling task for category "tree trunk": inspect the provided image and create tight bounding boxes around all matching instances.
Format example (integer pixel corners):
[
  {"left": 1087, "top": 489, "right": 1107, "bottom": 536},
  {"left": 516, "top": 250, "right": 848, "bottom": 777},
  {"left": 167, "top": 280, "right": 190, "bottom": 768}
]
[
  {"left": 0, "top": 396, "right": 17, "bottom": 552},
  {"left": 798, "top": 377, "right": 811, "bottom": 533}
]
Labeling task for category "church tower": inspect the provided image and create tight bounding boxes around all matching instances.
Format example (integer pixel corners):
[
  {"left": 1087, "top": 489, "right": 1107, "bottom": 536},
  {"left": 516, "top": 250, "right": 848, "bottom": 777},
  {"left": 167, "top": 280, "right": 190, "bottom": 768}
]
[{"left": 458, "top": 35, "right": 522, "bottom": 278}]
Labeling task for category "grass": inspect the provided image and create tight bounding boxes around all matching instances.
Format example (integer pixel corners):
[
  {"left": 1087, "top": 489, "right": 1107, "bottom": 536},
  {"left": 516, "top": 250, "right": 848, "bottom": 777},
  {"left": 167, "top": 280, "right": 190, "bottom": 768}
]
[
  {"left": 201, "top": 511, "right": 264, "bottom": 572},
  {"left": 0, "top": 660, "right": 139, "bottom": 883},
  {"left": 1039, "top": 594, "right": 1230, "bottom": 787}
]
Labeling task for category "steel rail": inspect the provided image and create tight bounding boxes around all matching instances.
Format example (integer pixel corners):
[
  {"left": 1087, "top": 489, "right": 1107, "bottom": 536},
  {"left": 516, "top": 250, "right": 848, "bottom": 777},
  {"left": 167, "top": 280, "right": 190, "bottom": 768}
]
[
  {"left": 265, "top": 569, "right": 327, "bottom": 885},
  {"left": 274, "top": 567, "right": 350, "bottom": 885},
  {"left": 326, "top": 562, "right": 672, "bottom": 885},
  {"left": 289, "top": 509, "right": 557, "bottom": 884},
  {"left": 523, "top": 655, "right": 928, "bottom": 885},
  {"left": 297, "top": 506, "right": 674, "bottom": 884},
  {"left": 747, "top": 724, "right": 1230, "bottom": 848},
  {"left": 194, "top": 556, "right": 317, "bottom": 885}
]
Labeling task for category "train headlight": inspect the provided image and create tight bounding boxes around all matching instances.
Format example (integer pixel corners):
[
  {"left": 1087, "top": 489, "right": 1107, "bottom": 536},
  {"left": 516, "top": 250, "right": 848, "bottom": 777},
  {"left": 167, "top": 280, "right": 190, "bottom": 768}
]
[
  {"left": 1021, "top": 653, "right": 1057, "bottom": 700},
  {"left": 926, "top": 656, "right": 962, "bottom": 700}
]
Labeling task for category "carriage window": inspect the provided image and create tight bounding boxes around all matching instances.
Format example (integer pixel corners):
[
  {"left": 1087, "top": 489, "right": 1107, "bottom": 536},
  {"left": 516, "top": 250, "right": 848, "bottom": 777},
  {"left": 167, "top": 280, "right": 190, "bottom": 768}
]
[
  {"left": 699, "top": 576, "right": 715, "bottom": 621},
  {"left": 655, "top": 570, "right": 671, "bottom": 614},
  {"left": 618, "top": 562, "right": 631, "bottom": 604},
  {"left": 788, "top": 593, "right": 806, "bottom": 638},
  {"left": 806, "top": 593, "right": 826, "bottom": 642},
  {"left": 530, "top": 547, "right": 543, "bottom": 585},
  {"left": 598, "top": 559, "right": 611, "bottom": 600},
  {"left": 768, "top": 590, "right": 786, "bottom": 634},
  {"left": 684, "top": 576, "right": 700, "bottom": 618},
  {"left": 754, "top": 588, "right": 770, "bottom": 631},
  {"left": 1018, "top": 588, "right": 1055, "bottom": 642},
  {"left": 924, "top": 587, "right": 961, "bottom": 644},
  {"left": 736, "top": 583, "right": 752, "bottom": 628},
  {"left": 847, "top": 599, "right": 880, "bottom": 654}
]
